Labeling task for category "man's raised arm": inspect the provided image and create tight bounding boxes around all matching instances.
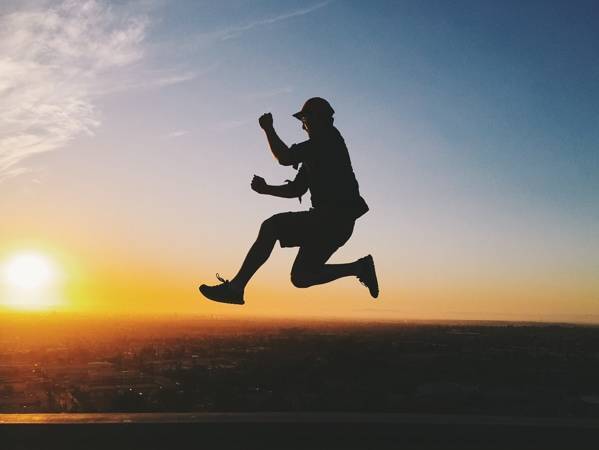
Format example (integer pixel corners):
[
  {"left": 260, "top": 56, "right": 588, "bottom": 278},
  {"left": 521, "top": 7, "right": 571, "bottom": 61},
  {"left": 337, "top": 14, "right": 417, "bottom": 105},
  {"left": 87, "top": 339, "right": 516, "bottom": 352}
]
[{"left": 258, "top": 113, "right": 295, "bottom": 166}]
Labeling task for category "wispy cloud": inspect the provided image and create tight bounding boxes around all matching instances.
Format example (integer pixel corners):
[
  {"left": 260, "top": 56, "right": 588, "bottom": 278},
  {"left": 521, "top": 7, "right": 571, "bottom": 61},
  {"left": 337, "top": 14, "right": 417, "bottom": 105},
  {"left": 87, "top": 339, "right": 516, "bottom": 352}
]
[
  {"left": 91, "top": 69, "right": 200, "bottom": 97},
  {"left": 215, "top": 118, "right": 256, "bottom": 132},
  {"left": 163, "top": 129, "right": 189, "bottom": 139},
  {"left": 195, "top": 1, "right": 333, "bottom": 43},
  {"left": 0, "top": 0, "right": 194, "bottom": 181},
  {"left": 0, "top": 1, "right": 332, "bottom": 180}
]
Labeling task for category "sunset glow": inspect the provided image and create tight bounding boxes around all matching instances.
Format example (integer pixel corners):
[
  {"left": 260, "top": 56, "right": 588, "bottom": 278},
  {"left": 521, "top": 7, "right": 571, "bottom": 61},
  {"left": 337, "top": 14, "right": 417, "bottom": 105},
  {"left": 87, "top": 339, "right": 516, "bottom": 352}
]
[{"left": 0, "top": 0, "right": 597, "bottom": 323}]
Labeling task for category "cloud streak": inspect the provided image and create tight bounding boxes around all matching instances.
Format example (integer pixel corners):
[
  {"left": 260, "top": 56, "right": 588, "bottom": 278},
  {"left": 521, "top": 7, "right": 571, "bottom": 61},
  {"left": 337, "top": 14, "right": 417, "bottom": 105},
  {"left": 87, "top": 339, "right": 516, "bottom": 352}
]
[
  {"left": 163, "top": 130, "right": 189, "bottom": 139},
  {"left": 0, "top": 1, "right": 331, "bottom": 180},
  {"left": 195, "top": 0, "right": 333, "bottom": 43},
  {"left": 0, "top": 0, "right": 192, "bottom": 181}
]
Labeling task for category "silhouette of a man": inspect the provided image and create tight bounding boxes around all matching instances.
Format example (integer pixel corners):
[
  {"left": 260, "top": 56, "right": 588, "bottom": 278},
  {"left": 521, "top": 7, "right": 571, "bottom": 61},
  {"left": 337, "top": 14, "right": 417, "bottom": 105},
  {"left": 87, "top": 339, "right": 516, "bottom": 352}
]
[{"left": 200, "top": 97, "right": 378, "bottom": 304}]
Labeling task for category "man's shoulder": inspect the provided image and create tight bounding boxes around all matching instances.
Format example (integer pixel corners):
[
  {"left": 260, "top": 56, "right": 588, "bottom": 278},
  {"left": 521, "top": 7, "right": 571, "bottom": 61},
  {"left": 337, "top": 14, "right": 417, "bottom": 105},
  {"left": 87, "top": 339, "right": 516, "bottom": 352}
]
[
  {"left": 289, "top": 139, "right": 313, "bottom": 169},
  {"left": 289, "top": 139, "right": 312, "bottom": 159},
  {"left": 290, "top": 139, "right": 312, "bottom": 151}
]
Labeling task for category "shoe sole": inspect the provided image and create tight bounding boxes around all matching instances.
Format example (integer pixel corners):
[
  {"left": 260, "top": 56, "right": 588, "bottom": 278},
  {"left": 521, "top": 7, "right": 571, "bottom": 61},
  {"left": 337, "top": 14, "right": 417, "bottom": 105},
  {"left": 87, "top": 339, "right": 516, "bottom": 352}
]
[
  {"left": 199, "top": 285, "right": 245, "bottom": 305},
  {"left": 364, "top": 255, "right": 379, "bottom": 299}
]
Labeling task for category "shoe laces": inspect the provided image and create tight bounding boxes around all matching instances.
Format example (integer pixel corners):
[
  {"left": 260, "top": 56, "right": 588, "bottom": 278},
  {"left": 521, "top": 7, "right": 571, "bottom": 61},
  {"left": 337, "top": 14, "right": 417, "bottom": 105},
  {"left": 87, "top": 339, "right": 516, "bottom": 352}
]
[{"left": 216, "top": 273, "right": 229, "bottom": 284}]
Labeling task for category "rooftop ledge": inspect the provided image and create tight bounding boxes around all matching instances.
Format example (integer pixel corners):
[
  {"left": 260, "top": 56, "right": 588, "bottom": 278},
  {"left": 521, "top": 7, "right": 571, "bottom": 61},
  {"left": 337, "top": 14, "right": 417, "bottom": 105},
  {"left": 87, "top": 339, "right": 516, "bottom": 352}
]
[
  {"left": 2, "top": 412, "right": 599, "bottom": 449},
  {"left": 0, "top": 412, "right": 598, "bottom": 427}
]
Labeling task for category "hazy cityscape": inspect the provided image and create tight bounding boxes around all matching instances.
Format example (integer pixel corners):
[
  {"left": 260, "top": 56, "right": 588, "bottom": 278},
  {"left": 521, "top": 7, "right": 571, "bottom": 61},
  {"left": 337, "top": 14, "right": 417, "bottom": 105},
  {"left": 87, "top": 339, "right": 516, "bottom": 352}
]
[{"left": 1, "top": 314, "right": 599, "bottom": 418}]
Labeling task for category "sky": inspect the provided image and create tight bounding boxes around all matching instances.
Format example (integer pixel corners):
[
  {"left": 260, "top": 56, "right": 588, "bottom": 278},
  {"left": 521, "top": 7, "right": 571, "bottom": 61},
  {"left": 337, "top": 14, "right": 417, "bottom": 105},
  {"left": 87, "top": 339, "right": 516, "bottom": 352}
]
[{"left": 0, "top": 0, "right": 598, "bottom": 322}]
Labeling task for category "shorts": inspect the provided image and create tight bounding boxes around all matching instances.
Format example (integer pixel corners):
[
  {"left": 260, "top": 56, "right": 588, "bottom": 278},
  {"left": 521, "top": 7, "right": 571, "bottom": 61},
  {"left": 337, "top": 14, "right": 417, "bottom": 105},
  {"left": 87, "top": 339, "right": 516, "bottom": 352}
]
[{"left": 268, "top": 209, "right": 355, "bottom": 251}]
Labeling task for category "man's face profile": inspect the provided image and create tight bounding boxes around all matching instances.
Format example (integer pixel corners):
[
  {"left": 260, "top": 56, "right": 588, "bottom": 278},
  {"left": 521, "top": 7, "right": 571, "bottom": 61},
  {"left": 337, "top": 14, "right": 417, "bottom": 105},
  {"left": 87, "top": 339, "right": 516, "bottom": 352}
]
[{"left": 301, "top": 114, "right": 331, "bottom": 137}]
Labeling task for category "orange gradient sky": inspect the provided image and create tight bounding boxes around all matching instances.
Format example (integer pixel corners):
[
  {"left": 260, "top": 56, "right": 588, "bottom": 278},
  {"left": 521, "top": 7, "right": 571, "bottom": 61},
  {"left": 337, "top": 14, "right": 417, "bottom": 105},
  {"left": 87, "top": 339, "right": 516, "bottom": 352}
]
[{"left": 1, "top": 1, "right": 598, "bottom": 322}]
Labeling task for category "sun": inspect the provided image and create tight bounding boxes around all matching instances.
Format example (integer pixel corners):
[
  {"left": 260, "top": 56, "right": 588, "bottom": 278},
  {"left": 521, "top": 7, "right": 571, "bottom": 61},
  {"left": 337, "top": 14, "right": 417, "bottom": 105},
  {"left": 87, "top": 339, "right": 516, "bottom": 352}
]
[
  {"left": 4, "top": 253, "right": 56, "bottom": 290},
  {"left": 1, "top": 251, "right": 62, "bottom": 310}
]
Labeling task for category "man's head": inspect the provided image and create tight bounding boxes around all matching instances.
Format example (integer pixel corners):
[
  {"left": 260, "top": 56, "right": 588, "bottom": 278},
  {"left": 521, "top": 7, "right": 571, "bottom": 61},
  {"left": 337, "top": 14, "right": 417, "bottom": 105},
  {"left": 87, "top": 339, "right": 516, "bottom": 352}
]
[{"left": 293, "top": 97, "right": 334, "bottom": 136}]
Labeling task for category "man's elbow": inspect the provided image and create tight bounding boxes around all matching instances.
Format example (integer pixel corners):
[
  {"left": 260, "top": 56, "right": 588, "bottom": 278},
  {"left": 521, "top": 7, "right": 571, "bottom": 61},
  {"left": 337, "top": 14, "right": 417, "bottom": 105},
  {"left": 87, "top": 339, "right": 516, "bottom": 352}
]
[
  {"left": 292, "top": 187, "right": 308, "bottom": 198},
  {"left": 273, "top": 147, "right": 294, "bottom": 166},
  {"left": 276, "top": 155, "right": 294, "bottom": 166}
]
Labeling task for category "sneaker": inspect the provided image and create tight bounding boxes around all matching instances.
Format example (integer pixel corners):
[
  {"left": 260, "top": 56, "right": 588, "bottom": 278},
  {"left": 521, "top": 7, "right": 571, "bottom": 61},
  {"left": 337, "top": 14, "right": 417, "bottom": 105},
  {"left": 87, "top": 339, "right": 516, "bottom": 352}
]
[
  {"left": 199, "top": 274, "right": 245, "bottom": 305},
  {"left": 358, "top": 255, "right": 379, "bottom": 298}
]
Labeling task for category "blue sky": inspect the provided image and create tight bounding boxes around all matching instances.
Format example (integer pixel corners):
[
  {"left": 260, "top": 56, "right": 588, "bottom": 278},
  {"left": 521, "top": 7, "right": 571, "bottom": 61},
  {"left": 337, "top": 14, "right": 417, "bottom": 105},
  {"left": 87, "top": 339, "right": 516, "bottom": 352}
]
[{"left": 1, "top": 0, "right": 598, "bottom": 321}]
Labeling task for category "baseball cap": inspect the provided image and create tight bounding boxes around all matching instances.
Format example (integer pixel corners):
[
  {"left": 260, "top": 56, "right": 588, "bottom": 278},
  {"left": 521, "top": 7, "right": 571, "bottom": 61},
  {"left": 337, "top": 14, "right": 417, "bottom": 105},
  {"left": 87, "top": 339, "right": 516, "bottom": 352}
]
[{"left": 292, "top": 97, "right": 335, "bottom": 120}]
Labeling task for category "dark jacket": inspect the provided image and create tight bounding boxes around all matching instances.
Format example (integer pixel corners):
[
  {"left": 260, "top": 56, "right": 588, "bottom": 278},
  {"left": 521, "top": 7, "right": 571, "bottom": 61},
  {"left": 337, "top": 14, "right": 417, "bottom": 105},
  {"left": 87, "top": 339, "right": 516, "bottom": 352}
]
[{"left": 279, "top": 126, "right": 369, "bottom": 219}]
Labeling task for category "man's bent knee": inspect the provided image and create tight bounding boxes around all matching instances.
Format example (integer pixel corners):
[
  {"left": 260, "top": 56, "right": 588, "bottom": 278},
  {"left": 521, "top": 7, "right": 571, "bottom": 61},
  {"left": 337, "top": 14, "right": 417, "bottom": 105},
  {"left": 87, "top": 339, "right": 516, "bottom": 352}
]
[{"left": 290, "top": 270, "right": 316, "bottom": 288}]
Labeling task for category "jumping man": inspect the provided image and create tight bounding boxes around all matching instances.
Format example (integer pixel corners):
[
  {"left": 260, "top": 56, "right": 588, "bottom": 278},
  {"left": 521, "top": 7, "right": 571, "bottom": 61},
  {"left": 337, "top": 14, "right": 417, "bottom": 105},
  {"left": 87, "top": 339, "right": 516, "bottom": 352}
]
[{"left": 199, "top": 97, "right": 378, "bottom": 305}]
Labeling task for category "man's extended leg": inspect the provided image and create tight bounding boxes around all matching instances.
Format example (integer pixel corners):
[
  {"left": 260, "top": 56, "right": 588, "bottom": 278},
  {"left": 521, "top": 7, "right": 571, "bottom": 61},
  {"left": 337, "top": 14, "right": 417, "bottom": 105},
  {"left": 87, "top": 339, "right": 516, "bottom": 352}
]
[
  {"left": 199, "top": 215, "right": 281, "bottom": 304},
  {"left": 229, "top": 215, "right": 279, "bottom": 292}
]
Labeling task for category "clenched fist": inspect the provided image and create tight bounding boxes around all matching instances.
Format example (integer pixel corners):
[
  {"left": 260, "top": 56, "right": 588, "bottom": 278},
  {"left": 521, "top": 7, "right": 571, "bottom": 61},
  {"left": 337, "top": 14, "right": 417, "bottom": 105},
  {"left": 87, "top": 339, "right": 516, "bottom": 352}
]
[
  {"left": 251, "top": 175, "right": 268, "bottom": 194},
  {"left": 258, "top": 112, "right": 273, "bottom": 130}
]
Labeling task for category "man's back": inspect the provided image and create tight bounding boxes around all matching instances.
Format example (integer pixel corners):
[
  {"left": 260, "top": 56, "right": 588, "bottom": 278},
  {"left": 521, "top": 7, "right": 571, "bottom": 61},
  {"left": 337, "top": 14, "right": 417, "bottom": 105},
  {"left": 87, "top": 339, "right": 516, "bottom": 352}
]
[{"left": 291, "top": 126, "right": 369, "bottom": 218}]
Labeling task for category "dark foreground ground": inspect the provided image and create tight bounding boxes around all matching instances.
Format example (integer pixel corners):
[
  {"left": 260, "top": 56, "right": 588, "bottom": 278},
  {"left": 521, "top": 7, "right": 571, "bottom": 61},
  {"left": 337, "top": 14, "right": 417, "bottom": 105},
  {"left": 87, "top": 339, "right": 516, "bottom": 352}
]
[
  {"left": 2, "top": 317, "right": 599, "bottom": 448},
  {"left": 2, "top": 412, "right": 599, "bottom": 449},
  {"left": 2, "top": 317, "right": 599, "bottom": 417}
]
